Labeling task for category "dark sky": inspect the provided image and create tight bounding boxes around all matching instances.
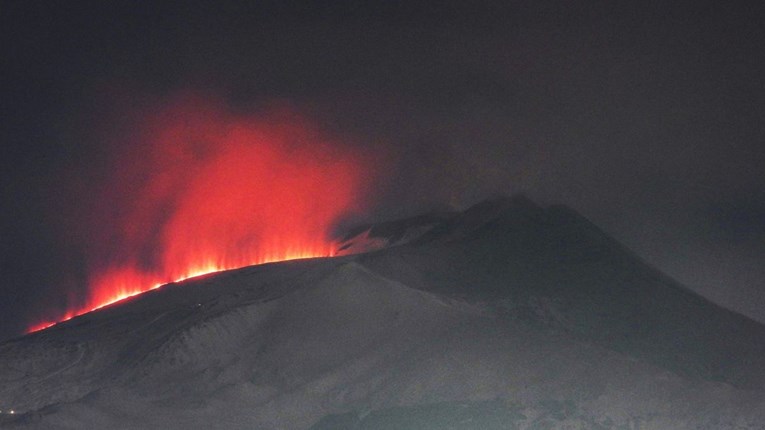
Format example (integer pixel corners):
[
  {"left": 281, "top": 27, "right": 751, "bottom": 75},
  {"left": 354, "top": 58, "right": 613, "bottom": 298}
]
[{"left": 1, "top": 0, "right": 764, "bottom": 341}]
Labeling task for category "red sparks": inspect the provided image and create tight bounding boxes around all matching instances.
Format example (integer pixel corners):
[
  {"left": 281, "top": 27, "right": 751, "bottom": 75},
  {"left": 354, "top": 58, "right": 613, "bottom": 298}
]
[{"left": 29, "top": 96, "right": 377, "bottom": 333}]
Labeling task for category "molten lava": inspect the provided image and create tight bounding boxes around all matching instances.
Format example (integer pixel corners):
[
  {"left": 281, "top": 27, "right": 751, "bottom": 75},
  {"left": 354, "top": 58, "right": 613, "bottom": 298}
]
[{"left": 29, "top": 97, "right": 376, "bottom": 333}]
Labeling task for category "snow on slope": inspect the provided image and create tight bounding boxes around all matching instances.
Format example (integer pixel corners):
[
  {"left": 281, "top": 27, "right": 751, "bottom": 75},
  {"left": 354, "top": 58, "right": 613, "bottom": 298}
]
[{"left": 2, "top": 196, "right": 765, "bottom": 429}]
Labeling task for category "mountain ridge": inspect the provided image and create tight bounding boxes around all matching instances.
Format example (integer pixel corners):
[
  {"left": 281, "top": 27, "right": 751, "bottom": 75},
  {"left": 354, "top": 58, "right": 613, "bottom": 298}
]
[
  {"left": 350, "top": 195, "right": 765, "bottom": 388},
  {"left": 2, "top": 195, "right": 765, "bottom": 429}
]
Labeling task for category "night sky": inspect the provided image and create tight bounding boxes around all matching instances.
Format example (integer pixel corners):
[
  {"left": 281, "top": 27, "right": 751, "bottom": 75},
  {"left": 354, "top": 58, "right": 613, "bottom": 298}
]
[{"left": 2, "top": 1, "right": 764, "bottom": 341}]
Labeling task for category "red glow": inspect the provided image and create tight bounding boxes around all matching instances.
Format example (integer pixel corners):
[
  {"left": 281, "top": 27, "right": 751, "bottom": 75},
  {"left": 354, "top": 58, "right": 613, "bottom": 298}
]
[{"left": 29, "top": 96, "right": 376, "bottom": 333}]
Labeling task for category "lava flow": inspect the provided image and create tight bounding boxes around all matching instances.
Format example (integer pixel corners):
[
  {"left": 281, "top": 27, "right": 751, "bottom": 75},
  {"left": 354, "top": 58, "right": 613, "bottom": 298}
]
[{"left": 29, "top": 96, "right": 376, "bottom": 333}]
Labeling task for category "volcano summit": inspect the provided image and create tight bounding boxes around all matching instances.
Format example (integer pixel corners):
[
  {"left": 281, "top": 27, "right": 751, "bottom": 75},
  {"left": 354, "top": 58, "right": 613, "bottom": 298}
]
[{"left": 2, "top": 196, "right": 765, "bottom": 429}]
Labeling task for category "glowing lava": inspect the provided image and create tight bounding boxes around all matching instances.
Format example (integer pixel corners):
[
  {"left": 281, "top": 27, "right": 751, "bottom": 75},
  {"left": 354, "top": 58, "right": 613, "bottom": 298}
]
[{"left": 29, "top": 96, "right": 376, "bottom": 333}]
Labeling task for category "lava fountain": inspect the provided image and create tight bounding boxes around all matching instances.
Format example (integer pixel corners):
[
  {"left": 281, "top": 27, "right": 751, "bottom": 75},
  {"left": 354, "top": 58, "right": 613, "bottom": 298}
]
[{"left": 29, "top": 96, "right": 376, "bottom": 332}]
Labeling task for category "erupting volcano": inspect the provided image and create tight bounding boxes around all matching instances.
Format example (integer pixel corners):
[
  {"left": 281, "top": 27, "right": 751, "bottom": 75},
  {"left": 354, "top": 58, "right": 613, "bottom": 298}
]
[{"left": 29, "top": 96, "right": 376, "bottom": 333}]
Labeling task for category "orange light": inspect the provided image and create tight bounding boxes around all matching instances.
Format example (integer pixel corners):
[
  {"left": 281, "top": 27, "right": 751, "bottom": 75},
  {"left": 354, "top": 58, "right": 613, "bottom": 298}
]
[
  {"left": 28, "top": 96, "right": 379, "bottom": 334},
  {"left": 27, "top": 252, "right": 325, "bottom": 333}
]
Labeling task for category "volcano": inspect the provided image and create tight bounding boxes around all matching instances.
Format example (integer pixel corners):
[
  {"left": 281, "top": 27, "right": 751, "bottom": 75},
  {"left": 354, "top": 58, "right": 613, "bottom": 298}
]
[{"left": 2, "top": 196, "right": 765, "bottom": 429}]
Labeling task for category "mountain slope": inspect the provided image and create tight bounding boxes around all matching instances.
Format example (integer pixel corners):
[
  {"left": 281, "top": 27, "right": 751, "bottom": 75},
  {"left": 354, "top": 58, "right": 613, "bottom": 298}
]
[
  {"left": 2, "top": 196, "right": 765, "bottom": 429},
  {"left": 353, "top": 195, "right": 765, "bottom": 387}
]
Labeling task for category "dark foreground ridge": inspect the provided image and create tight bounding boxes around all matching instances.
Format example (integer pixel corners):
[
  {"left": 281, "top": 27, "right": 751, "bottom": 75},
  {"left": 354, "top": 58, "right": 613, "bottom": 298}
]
[{"left": 2, "top": 195, "right": 765, "bottom": 429}]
